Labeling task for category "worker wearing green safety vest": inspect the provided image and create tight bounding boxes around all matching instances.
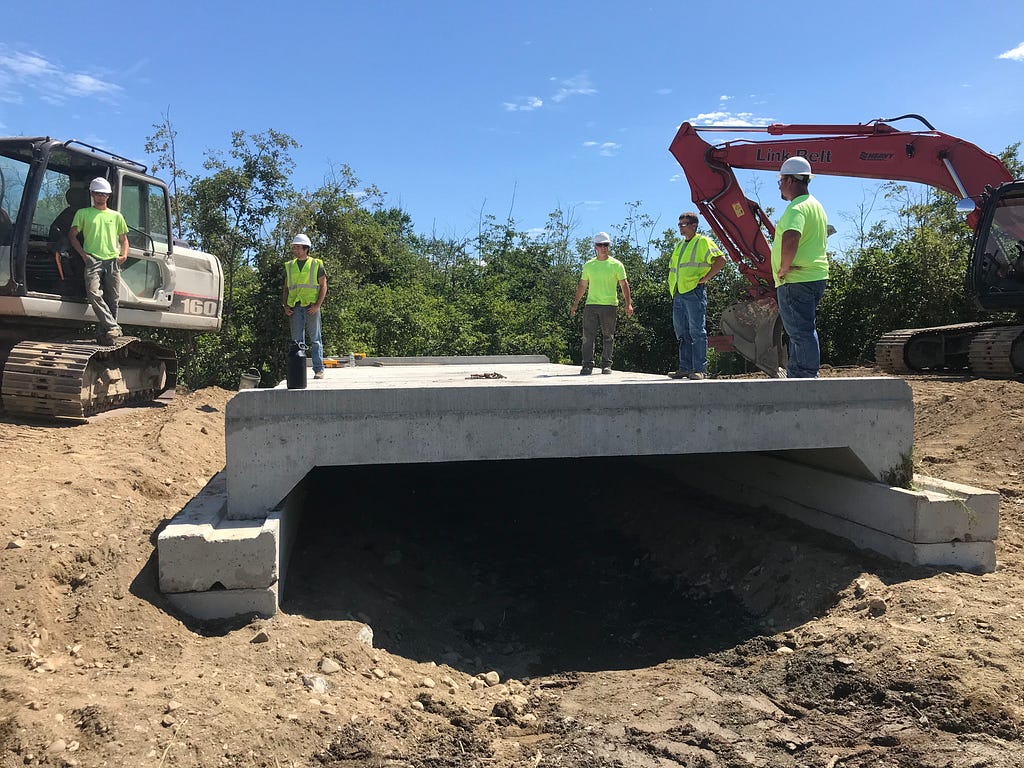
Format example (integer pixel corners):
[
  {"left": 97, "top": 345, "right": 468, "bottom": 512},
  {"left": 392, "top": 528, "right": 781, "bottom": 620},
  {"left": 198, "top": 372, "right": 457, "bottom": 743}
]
[
  {"left": 281, "top": 233, "right": 328, "bottom": 379},
  {"left": 666, "top": 212, "right": 726, "bottom": 380}
]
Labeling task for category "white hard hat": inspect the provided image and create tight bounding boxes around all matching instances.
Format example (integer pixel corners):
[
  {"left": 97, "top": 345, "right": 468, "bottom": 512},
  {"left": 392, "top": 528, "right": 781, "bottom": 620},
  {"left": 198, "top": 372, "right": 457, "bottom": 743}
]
[
  {"left": 291, "top": 233, "right": 312, "bottom": 247},
  {"left": 593, "top": 231, "right": 611, "bottom": 245},
  {"left": 779, "top": 157, "right": 813, "bottom": 177},
  {"left": 89, "top": 177, "right": 112, "bottom": 194}
]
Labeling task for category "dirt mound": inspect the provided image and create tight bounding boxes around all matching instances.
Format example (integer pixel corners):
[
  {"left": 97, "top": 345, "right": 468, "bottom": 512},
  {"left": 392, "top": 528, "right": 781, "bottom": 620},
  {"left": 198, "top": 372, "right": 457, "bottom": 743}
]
[{"left": 0, "top": 370, "right": 1022, "bottom": 767}]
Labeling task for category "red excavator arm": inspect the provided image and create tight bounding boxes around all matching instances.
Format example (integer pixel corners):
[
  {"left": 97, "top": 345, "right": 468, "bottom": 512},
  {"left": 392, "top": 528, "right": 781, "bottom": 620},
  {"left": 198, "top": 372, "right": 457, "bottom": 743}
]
[{"left": 668, "top": 115, "right": 1015, "bottom": 375}]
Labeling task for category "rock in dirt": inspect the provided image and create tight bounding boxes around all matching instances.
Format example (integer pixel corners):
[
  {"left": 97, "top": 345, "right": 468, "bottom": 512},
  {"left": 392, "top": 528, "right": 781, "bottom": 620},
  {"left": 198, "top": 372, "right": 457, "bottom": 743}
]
[
  {"left": 355, "top": 624, "right": 374, "bottom": 648},
  {"left": 320, "top": 657, "right": 342, "bottom": 674},
  {"left": 302, "top": 674, "right": 330, "bottom": 695}
]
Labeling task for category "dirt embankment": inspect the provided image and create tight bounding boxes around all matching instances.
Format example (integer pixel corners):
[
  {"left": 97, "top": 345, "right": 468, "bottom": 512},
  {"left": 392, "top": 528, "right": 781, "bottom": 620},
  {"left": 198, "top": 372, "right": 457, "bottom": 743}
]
[{"left": 0, "top": 371, "right": 1022, "bottom": 767}]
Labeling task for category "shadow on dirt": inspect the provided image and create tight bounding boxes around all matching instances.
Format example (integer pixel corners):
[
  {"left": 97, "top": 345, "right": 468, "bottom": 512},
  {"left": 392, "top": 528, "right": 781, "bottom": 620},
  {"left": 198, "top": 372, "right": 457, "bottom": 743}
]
[{"left": 282, "top": 457, "right": 911, "bottom": 679}]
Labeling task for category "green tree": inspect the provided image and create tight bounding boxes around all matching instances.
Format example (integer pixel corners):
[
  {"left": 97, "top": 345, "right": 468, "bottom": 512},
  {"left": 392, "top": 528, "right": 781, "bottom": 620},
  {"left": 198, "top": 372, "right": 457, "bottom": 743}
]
[
  {"left": 172, "top": 129, "right": 298, "bottom": 387},
  {"left": 144, "top": 108, "right": 188, "bottom": 240}
]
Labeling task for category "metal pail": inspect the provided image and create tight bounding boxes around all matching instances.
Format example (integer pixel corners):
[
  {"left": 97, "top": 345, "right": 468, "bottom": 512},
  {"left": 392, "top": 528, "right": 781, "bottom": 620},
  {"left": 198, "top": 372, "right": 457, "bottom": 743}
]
[{"left": 239, "top": 368, "right": 261, "bottom": 390}]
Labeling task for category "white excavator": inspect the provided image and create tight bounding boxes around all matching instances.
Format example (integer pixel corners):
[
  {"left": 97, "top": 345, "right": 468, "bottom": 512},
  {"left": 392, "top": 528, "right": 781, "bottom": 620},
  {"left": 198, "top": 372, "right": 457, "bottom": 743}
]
[{"left": 0, "top": 137, "right": 223, "bottom": 419}]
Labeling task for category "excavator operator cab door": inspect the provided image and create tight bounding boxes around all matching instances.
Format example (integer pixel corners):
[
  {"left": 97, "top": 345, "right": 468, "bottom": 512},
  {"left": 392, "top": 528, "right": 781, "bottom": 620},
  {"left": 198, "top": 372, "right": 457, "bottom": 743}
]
[
  {"left": 114, "top": 172, "right": 176, "bottom": 312},
  {"left": 967, "top": 181, "right": 1024, "bottom": 312}
]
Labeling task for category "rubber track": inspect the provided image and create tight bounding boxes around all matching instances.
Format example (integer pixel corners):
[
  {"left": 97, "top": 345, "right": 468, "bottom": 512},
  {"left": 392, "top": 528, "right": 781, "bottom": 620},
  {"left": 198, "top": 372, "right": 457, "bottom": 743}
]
[
  {"left": 1, "top": 337, "right": 177, "bottom": 420},
  {"left": 875, "top": 322, "right": 997, "bottom": 375},
  {"left": 968, "top": 326, "right": 1024, "bottom": 377}
]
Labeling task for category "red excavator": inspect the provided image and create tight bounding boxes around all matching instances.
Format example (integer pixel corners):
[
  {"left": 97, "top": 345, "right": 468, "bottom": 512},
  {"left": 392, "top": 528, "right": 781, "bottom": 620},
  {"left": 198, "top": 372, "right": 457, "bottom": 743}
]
[{"left": 668, "top": 114, "right": 1024, "bottom": 377}]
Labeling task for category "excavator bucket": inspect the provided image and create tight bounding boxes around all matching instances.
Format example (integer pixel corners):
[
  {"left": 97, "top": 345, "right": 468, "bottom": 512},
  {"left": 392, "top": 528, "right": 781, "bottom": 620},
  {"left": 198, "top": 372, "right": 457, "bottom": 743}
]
[{"left": 719, "top": 298, "right": 786, "bottom": 378}]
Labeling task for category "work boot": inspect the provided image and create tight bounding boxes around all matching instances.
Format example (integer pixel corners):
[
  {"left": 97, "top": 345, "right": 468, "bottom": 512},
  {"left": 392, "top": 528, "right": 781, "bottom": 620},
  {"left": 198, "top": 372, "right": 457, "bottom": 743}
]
[
  {"left": 688, "top": 371, "right": 705, "bottom": 380},
  {"left": 667, "top": 370, "right": 690, "bottom": 379},
  {"left": 580, "top": 365, "right": 593, "bottom": 376},
  {"left": 601, "top": 366, "right": 612, "bottom": 374}
]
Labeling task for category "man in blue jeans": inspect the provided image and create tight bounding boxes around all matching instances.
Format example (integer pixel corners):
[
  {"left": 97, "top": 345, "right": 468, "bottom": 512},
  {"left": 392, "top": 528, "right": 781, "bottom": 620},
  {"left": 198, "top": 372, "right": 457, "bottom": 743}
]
[
  {"left": 771, "top": 157, "right": 830, "bottom": 378},
  {"left": 667, "top": 213, "right": 726, "bottom": 380},
  {"left": 282, "top": 233, "right": 328, "bottom": 379}
]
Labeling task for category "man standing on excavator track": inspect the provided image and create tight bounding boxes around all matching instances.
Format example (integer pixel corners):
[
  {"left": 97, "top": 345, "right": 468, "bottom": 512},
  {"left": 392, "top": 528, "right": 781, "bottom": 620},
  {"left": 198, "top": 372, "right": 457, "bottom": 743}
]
[
  {"left": 69, "top": 177, "right": 129, "bottom": 345},
  {"left": 667, "top": 212, "right": 726, "bottom": 380},
  {"left": 772, "top": 157, "right": 829, "bottom": 378}
]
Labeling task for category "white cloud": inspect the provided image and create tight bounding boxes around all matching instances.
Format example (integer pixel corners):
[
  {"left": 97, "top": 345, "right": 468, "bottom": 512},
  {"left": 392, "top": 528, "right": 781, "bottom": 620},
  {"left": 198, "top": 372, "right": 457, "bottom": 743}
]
[
  {"left": 5, "top": 52, "right": 58, "bottom": 78},
  {"left": 655, "top": 88, "right": 672, "bottom": 96},
  {"left": 0, "top": 46, "right": 123, "bottom": 105},
  {"left": 719, "top": 94, "right": 732, "bottom": 101},
  {"left": 503, "top": 96, "right": 543, "bottom": 112},
  {"left": 669, "top": 173, "right": 684, "bottom": 183},
  {"left": 67, "top": 73, "right": 113, "bottom": 96},
  {"left": 583, "top": 140, "right": 620, "bottom": 157},
  {"left": 550, "top": 74, "right": 597, "bottom": 103},
  {"left": 684, "top": 110, "right": 775, "bottom": 127},
  {"left": 998, "top": 41, "right": 1024, "bottom": 61},
  {"left": 503, "top": 73, "right": 597, "bottom": 113}
]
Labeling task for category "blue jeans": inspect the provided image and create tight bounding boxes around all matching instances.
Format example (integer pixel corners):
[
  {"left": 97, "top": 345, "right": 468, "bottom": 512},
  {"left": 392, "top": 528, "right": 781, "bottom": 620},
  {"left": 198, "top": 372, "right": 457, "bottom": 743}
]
[
  {"left": 672, "top": 284, "right": 708, "bottom": 373},
  {"left": 84, "top": 256, "right": 121, "bottom": 333},
  {"left": 777, "top": 280, "right": 826, "bottom": 378},
  {"left": 289, "top": 305, "right": 324, "bottom": 373}
]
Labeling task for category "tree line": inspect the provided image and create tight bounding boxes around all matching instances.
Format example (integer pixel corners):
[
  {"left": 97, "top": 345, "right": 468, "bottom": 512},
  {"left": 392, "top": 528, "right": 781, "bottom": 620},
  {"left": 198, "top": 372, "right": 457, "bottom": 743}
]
[{"left": 141, "top": 117, "right": 1022, "bottom": 389}]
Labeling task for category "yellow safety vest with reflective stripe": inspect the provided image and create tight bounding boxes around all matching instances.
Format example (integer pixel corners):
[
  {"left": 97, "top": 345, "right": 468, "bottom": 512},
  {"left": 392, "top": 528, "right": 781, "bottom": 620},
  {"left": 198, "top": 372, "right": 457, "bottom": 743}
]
[
  {"left": 285, "top": 258, "right": 323, "bottom": 306},
  {"left": 667, "top": 235, "right": 721, "bottom": 296}
]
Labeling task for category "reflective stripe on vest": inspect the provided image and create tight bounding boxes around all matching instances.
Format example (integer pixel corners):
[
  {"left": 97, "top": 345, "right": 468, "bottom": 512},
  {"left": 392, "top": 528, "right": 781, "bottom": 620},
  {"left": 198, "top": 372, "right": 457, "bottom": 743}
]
[
  {"left": 286, "top": 258, "right": 322, "bottom": 306},
  {"left": 667, "top": 236, "right": 712, "bottom": 296}
]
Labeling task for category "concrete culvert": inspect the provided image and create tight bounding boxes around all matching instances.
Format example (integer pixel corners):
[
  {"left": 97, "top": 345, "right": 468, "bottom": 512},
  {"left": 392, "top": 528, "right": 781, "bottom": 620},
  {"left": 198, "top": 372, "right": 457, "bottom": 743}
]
[{"left": 280, "top": 456, "right": 881, "bottom": 678}]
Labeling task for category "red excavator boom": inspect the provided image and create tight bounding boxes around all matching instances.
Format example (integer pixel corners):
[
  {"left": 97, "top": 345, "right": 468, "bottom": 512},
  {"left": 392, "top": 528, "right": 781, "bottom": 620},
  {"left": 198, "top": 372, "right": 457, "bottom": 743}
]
[{"left": 668, "top": 115, "right": 1015, "bottom": 376}]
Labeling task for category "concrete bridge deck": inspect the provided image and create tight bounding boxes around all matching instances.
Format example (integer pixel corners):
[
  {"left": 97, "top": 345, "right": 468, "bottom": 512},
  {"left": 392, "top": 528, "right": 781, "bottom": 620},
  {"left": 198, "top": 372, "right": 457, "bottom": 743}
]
[{"left": 158, "top": 357, "right": 999, "bottom": 620}]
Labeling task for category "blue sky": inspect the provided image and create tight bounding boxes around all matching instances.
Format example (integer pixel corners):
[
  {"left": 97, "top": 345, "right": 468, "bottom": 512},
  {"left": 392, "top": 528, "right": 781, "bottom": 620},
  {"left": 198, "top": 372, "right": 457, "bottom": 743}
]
[{"left": 1, "top": 1, "right": 1021, "bottom": 255}]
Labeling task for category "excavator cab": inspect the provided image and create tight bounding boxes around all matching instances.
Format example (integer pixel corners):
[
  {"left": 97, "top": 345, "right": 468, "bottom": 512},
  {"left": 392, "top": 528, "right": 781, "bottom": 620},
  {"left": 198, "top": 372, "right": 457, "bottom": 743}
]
[
  {"left": 967, "top": 181, "right": 1024, "bottom": 311},
  {"left": 0, "top": 139, "right": 176, "bottom": 304}
]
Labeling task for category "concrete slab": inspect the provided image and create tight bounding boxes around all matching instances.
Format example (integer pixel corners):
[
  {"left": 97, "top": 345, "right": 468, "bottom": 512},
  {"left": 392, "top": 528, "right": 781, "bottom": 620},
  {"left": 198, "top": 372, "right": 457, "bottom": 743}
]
[
  {"left": 164, "top": 584, "right": 278, "bottom": 621},
  {"left": 670, "top": 454, "right": 998, "bottom": 572},
  {"left": 678, "top": 453, "right": 999, "bottom": 544},
  {"left": 225, "top": 361, "right": 914, "bottom": 520},
  {"left": 157, "top": 474, "right": 280, "bottom": 593},
  {"left": 157, "top": 469, "right": 307, "bottom": 621},
  {"left": 157, "top": 357, "right": 999, "bottom": 621}
]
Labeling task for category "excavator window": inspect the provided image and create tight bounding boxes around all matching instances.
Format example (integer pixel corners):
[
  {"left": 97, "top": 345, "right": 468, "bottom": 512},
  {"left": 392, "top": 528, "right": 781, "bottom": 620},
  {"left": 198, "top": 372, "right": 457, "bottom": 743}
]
[
  {"left": 0, "top": 154, "right": 28, "bottom": 247},
  {"left": 120, "top": 177, "right": 170, "bottom": 253},
  {"left": 984, "top": 198, "right": 1024, "bottom": 283},
  {"left": 26, "top": 166, "right": 84, "bottom": 295}
]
